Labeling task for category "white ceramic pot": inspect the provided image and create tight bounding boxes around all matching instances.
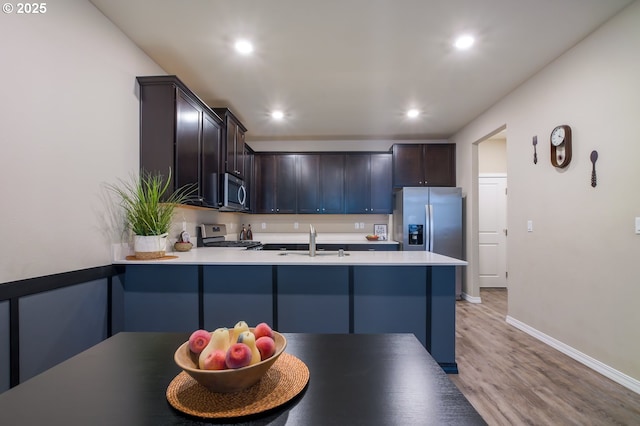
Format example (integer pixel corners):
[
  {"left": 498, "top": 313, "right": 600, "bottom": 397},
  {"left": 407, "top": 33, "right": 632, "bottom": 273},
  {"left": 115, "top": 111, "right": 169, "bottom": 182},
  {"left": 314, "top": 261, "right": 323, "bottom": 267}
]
[{"left": 134, "top": 233, "right": 168, "bottom": 259}]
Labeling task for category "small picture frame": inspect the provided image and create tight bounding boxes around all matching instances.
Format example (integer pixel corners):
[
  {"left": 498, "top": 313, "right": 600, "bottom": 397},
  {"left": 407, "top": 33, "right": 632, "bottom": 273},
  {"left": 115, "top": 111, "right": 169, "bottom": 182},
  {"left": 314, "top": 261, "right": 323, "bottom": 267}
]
[{"left": 374, "top": 224, "right": 388, "bottom": 241}]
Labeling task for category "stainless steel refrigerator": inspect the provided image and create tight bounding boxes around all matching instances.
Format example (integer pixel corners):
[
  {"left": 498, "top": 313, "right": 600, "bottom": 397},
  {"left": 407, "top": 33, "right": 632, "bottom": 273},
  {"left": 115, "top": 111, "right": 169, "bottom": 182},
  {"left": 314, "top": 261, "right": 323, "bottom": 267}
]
[{"left": 393, "top": 187, "right": 464, "bottom": 298}]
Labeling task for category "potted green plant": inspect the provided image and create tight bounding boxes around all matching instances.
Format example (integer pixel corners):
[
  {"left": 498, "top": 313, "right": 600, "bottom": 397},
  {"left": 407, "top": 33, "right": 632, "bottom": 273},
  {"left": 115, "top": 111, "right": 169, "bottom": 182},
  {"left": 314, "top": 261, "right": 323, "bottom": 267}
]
[{"left": 108, "top": 169, "right": 195, "bottom": 259}]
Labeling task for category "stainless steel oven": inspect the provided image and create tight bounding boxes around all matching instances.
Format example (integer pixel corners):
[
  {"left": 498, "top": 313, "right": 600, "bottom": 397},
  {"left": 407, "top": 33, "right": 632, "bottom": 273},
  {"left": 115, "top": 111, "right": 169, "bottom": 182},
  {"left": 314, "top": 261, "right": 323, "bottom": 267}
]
[
  {"left": 197, "top": 224, "right": 262, "bottom": 249},
  {"left": 221, "top": 173, "right": 247, "bottom": 211}
]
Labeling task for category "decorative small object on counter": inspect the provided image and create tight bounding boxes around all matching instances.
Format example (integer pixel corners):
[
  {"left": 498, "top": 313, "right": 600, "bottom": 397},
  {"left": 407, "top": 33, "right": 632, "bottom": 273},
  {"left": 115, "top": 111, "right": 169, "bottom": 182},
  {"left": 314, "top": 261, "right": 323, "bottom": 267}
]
[
  {"left": 174, "top": 230, "right": 193, "bottom": 252},
  {"left": 240, "top": 224, "right": 247, "bottom": 240},
  {"left": 107, "top": 169, "right": 195, "bottom": 259},
  {"left": 373, "top": 224, "right": 388, "bottom": 241},
  {"left": 246, "top": 224, "right": 253, "bottom": 240}
]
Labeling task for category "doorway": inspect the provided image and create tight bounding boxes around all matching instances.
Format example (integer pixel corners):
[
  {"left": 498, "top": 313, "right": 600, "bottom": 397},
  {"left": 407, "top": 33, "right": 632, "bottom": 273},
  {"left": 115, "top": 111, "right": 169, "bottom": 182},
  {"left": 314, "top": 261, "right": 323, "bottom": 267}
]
[{"left": 477, "top": 132, "right": 508, "bottom": 288}]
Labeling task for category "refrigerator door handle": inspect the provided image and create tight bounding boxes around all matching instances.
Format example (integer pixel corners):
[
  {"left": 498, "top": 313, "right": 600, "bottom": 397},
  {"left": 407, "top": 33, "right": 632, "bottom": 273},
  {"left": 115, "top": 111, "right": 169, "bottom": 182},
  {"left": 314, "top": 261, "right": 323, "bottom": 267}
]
[{"left": 427, "top": 204, "right": 434, "bottom": 252}]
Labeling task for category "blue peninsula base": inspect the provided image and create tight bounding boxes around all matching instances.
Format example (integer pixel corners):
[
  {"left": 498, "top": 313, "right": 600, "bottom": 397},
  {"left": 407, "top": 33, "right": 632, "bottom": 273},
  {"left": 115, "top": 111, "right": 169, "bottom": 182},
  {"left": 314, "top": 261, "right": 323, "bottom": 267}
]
[{"left": 117, "top": 264, "right": 457, "bottom": 372}]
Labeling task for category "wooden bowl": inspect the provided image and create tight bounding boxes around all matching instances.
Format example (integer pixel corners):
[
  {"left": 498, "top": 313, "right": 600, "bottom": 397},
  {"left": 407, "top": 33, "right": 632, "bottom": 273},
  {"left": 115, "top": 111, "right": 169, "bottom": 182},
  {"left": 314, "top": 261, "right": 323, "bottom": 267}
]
[
  {"left": 174, "top": 330, "right": 287, "bottom": 393},
  {"left": 173, "top": 242, "right": 193, "bottom": 252},
  {"left": 365, "top": 235, "right": 379, "bottom": 241}
]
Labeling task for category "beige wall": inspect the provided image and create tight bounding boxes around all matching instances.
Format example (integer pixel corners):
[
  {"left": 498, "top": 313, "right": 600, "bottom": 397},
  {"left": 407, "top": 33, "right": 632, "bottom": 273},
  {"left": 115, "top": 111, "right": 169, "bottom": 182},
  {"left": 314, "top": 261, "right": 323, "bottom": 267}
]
[
  {"left": 452, "top": 2, "right": 640, "bottom": 383},
  {"left": 478, "top": 137, "right": 507, "bottom": 174},
  {"left": 0, "top": 0, "right": 164, "bottom": 283}
]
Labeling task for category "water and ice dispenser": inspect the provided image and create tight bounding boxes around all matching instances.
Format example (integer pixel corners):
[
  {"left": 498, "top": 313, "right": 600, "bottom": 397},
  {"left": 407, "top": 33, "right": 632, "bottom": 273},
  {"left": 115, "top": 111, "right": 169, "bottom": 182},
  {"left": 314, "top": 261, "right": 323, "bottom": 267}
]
[{"left": 408, "top": 224, "right": 423, "bottom": 245}]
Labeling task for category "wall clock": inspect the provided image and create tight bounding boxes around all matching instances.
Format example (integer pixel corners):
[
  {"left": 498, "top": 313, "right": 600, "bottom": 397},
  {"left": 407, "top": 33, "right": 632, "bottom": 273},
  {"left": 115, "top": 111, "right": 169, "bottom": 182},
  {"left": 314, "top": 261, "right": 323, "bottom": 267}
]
[{"left": 550, "top": 125, "right": 572, "bottom": 168}]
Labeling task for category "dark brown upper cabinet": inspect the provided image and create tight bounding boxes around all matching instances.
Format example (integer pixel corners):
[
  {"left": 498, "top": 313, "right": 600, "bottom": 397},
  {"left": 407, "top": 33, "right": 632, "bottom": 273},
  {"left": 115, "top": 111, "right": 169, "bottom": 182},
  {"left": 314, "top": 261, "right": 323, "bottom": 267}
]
[
  {"left": 253, "top": 154, "right": 297, "bottom": 214},
  {"left": 297, "top": 154, "right": 345, "bottom": 214},
  {"left": 213, "top": 108, "right": 247, "bottom": 180},
  {"left": 345, "top": 153, "right": 392, "bottom": 214},
  {"left": 137, "top": 75, "right": 222, "bottom": 207},
  {"left": 392, "top": 143, "right": 456, "bottom": 187}
]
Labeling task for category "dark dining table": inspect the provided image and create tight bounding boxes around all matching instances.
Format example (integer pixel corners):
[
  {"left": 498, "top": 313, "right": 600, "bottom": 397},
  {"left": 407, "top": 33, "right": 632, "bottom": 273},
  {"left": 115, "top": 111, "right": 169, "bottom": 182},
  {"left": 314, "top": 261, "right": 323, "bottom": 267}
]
[{"left": 0, "top": 332, "right": 485, "bottom": 425}]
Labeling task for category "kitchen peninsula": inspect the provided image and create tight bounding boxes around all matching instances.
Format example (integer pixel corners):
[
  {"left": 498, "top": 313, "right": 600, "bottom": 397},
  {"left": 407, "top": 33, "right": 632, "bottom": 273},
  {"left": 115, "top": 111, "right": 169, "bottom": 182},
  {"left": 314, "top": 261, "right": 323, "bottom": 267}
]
[{"left": 114, "top": 249, "right": 466, "bottom": 372}]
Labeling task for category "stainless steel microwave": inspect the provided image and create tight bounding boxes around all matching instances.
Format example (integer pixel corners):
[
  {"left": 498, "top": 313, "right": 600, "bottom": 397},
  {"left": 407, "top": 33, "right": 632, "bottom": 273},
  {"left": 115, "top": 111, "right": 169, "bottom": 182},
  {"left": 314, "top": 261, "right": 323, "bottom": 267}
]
[{"left": 221, "top": 173, "right": 247, "bottom": 211}]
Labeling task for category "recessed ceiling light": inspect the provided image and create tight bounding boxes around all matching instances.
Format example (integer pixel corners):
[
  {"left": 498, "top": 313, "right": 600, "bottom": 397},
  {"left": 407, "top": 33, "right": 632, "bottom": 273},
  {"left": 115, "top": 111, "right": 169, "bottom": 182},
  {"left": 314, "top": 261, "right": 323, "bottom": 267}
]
[
  {"left": 406, "top": 109, "right": 420, "bottom": 118},
  {"left": 271, "top": 110, "right": 284, "bottom": 120},
  {"left": 234, "top": 39, "right": 254, "bottom": 55},
  {"left": 454, "top": 35, "right": 475, "bottom": 50}
]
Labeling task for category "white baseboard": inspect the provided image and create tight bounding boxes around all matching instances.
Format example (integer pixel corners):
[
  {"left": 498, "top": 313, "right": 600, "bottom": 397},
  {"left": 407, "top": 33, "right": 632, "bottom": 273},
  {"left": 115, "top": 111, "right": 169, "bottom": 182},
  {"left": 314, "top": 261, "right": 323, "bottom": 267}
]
[
  {"left": 506, "top": 315, "right": 640, "bottom": 395},
  {"left": 462, "top": 292, "right": 482, "bottom": 304}
]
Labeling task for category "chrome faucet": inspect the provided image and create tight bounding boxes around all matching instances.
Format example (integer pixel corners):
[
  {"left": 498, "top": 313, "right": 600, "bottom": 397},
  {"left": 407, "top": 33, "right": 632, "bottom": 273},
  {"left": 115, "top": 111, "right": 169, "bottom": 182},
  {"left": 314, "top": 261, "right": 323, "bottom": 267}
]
[{"left": 309, "top": 225, "right": 317, "bottom": 257}]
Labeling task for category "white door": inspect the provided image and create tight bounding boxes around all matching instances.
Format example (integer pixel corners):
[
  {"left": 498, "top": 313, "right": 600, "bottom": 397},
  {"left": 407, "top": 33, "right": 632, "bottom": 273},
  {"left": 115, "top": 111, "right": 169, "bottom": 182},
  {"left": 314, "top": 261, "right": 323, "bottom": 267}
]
[{"left": 478, "top": 175, "right": 507, "bottom": 288}]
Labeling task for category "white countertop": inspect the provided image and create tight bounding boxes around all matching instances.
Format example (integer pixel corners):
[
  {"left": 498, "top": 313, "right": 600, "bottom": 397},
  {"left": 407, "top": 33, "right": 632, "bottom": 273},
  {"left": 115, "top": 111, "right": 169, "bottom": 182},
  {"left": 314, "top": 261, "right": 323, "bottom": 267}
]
[{"left": 113, "top": 247, "right": 466, "bottom": 266}]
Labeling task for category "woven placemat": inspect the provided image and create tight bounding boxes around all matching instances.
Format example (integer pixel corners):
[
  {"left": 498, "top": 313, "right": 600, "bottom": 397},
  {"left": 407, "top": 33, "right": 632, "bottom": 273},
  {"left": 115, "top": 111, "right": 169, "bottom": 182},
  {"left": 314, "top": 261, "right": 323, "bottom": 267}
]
[
  {"left": 166, "top": 352, "right": 309, "bottom": 419},
  {"left": 125, "top": 255, "right": 178, "bottom": 261}
]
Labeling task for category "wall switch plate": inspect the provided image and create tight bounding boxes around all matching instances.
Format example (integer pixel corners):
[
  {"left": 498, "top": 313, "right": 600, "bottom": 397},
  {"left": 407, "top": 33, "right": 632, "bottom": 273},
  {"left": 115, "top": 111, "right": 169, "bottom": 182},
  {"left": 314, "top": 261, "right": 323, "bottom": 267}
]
[
  {"left": 635, "top": 217, "right": 640, "bottom": 234},
  {"left": 527, "top": 220, "right": 533, "bottom": 232},
  {"left": 355, "top": 223, "right": 359, "bottom": 229},
  {"left": 261, "top": 223, "right": 266, "bottom": 230},
  {"left": 294, "top": 222, "right": 299, "bottom": 229},
  {"left": 360, "top": 222, "right": 365, "bottom": 229}
]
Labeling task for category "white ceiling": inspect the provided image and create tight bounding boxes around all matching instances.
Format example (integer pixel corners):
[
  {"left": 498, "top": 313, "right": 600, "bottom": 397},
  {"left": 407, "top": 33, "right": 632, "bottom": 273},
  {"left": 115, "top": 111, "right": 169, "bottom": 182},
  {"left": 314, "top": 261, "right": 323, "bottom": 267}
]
[{"left": 89, "top": 0, "right": 633, "bottom": 142}]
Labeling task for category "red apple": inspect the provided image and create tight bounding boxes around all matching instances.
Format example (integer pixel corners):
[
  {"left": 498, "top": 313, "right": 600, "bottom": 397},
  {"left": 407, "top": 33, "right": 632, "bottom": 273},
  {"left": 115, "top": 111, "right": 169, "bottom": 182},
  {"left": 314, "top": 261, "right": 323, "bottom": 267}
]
[
  {"left": 188, "top": 329, "right": 211, "bottom": 354},
  {"left": 254, "top": 322, "right": 274, "bottom": 340},
  {"left": 201, "top": 349, "right": 227, "bottom": 370},
  {"left": 256, "top": 336, "right": 276, "bottom": 360},
  {"left": 225, "top": 343, "right": 252, "bottom": 369}
]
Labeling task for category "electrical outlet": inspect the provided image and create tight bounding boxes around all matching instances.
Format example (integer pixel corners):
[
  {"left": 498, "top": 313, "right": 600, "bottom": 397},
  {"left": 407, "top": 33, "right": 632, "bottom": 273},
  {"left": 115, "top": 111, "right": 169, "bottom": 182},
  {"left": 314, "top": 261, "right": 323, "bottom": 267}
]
[
  {"left": 359, "top": 222, "right": 365, "bottom": 229},
  {"left": 261, "top": 223, "right": 266, "bottom": 230},
  {"left": 355, "top": 223, "right": 359, "bottom": 229},
  {"left": 294, "top": 222, "right": 299, "bottom": 229}
]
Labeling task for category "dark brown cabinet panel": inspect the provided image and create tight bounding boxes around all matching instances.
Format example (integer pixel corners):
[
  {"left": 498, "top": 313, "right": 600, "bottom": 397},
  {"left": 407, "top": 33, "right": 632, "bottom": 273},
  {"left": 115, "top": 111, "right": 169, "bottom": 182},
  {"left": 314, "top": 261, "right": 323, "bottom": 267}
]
[
  {"left": 175, "top": 92, "right": 200, "bottom": 194},
  {"left": 392, "top": 145, "right": 424, "bottom": 187},
  {"left": 276, "top": 155, "right": 297, "bottom": 214},
  {"left": 392, "top": 144, "right": 455, "bottom": 187},
  {"left": 254, "top": 154, "right": 297, "bottom": 214},
  {"left": 254, "top": 155, "right": 275, "bottom": 213},
  {"left": 369, "top": 153, "right": 393, "bottom": 212},
  {"left": 345, "top": 154, "right": 369, "bottom": 214},
  {"left": 423, "top": 144, "right": 456, "bottom": 186},
  {"left": 137, "top": 75, "right": 223, "bottom": 207},
  {"left": 296, "top": 155, "right": 320, "bottom": 214},
  {"left": 297, "top": 154, "right": 344, "bottom": 214},
  {"left": 201, "top": 113, "right": 221, "bottom": 208},
  {"left": 213, "top": 108, "right": 247, "bottom": 179},
  {"left": 345, "top": 153, "right": 392, "bottom": 213},
  {"left": 321, "top": 155, "right": 345, "bottom": 214}
]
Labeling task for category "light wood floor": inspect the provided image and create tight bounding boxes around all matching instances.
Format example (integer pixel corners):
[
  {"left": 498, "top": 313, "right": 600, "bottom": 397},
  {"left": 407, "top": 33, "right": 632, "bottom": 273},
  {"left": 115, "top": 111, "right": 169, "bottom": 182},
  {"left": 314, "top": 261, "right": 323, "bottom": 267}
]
[{"left": 449, "top": 288, "right": 640, "bottom": 425}]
